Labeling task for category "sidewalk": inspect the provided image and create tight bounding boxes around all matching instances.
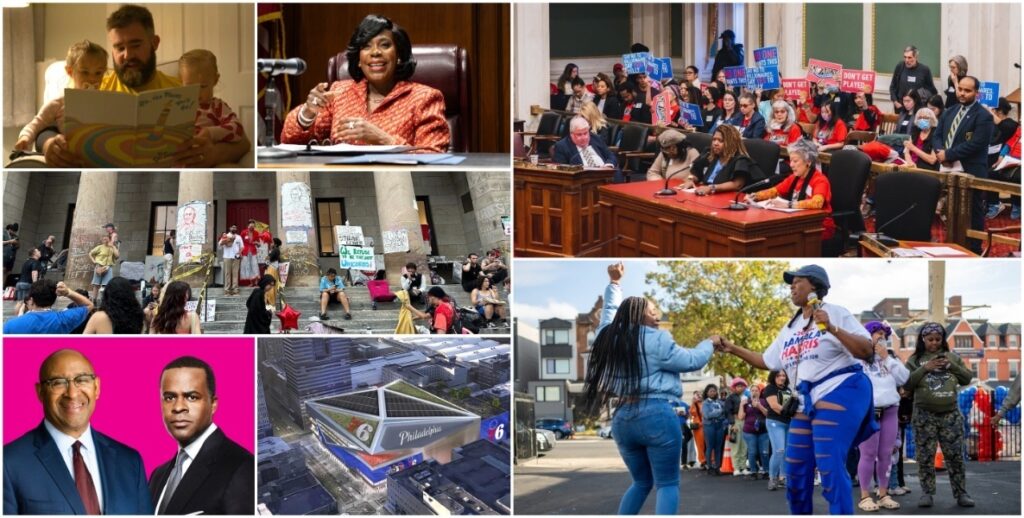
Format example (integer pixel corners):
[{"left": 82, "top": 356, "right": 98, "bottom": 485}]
[{"left": 515, "top": 453, "right": 1021, "bottom": 515}]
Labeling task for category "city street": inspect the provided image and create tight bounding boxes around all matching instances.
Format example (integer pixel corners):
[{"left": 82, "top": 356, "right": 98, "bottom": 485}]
[{"left": 514, "top": 437, "right": 1021, "bottom": 515}]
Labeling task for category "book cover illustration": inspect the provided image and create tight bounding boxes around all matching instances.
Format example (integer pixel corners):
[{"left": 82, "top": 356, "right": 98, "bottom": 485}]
[{"left": 64, "top": 84, "right": 199, "bottom": 167}]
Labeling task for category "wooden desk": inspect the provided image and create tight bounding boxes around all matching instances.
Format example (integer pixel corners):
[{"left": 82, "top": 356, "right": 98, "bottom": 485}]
[
  {"left": 514, "top": 163, "right": 616, "bottom": 257},
  {"left": 859, "top": 238, "right": 978, "bottom": 258},
  {"left": 597, "top": 180, "right": 828, "bottom": 257}
]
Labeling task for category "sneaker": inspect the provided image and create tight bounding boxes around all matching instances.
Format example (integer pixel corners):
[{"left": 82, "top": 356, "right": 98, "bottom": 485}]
[
  {"left": 760, "top": 472, "right": 770, "bottom": 480},
  {"left": 767, "top": 479, "right": 778, "bottom": 491},
  {"left": 319, "top": 312, "right": 329, "bottom": 320},
  {"left": 957, "top": 494, "right": 975, "bottom": 507},
  {"left": 987, "top": 203, "right": 1006, "bottom": 219},
  {"left": 889, "top": 487, "right": 907, "bottom": 496},
  {"left": 900, "top": 487, "right": 912, "bottom": 494},
  {"left": 745, "top": 474, "right": 758, "bottom": 481},
  {"left": 344, "top": 312, "right": 352, "bottom": 320},
  {"left": 814, "top": 472, "right": 821, "bottom": 486},
  {"left": 733, "top": 470, "right": 743, "bottom": 477},
  {"left": 917, "top": 494, "right": 933, "bottom": 508},
  {"left": 778, "top": 477, "right": 787, "bottom": 488}
]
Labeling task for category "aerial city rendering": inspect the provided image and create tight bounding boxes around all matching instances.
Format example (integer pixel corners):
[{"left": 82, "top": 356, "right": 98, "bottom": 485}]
[{"left": 257, "top": 337, "right": 511, "bottom": 515}]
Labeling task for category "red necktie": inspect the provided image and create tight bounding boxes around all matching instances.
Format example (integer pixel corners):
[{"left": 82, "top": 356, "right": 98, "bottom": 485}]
[{"left": 72, "top": 441, "right": 101, "bottom": 515}]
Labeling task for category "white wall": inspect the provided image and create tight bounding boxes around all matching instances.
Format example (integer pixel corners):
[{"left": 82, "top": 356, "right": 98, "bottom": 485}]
[{"left": 5, "top": 3, "right": 255, "bottom": 162}]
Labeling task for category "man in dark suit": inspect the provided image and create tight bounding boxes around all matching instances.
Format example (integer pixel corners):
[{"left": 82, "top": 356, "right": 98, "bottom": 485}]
[
  {"left": 149, "top": 356, "right": 254, "bottom": 515},
  {"left": 932, "top": 75, "right": 995, "bottom": 252},
  {"left": 3, "top": 349, "right": 153, "bottom": 515},
  {"left": 551, "top": 116, "right": 623, "bottom": 183}
]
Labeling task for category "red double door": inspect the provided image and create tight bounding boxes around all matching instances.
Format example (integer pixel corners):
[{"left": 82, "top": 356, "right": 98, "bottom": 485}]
[{"left": 226, "top": 200, "right": 269, "bottom": 286}]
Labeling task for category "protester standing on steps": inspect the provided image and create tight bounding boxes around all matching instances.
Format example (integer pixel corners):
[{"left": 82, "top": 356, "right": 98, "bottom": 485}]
[{"left": 580, "top": 262, "right": 715, "bottom": 515}]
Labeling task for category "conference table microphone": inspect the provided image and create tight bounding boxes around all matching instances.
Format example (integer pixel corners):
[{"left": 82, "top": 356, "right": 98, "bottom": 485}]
[
  {"left": 257, "top": 58, "right": 308, "bottom": 75},
  {"left": 727, "top": 175, "right": 786, "bottom": 211},
  {"left": 654, "top": 165, "right": 692, "bottom": 197},
  {"left": 855, "top": 202, "right": 918, "bottom": 247},
  {"left": 257, "top": 57, "right": 308, "bottom": 160}
]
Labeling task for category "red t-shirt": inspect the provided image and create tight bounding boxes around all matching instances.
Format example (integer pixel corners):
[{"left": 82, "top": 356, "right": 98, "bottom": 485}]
[
  {"left": 815, "top": 119, "right": 848, "bottom": 146},
  {"left": 775, "top": 170, "right": 835, "bottom": 240},
  {"left": 853, "top": 106, "right": 882, "bottom": 132},
  {"left": 797, "top": 104, "right": 820, "bottom": 124},
  {"left": 1010, "top": 126, "right": 1021, "bottom": 159},
  {"left": 433, "top": 301, "right": 455, "bottom": 333},
  {"left": 765, "top": 125, "right": 803, "bottom": 146}
]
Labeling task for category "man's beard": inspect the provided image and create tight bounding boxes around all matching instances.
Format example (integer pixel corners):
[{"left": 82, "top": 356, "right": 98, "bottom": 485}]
[{"left": 115, "top": 50, "right": 157, "bottom": 88}]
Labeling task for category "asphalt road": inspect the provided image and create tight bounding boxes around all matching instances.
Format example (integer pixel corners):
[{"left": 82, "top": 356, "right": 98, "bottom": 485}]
[{"left": 514, "top": 437, "right": 1021, "bottom": 515}]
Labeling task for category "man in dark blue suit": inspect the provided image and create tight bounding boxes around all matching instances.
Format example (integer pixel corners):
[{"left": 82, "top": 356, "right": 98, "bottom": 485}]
[
  {"left": 552, "top": 116, "right": 623, "bottom": 182},
  {"left": 932, "top": 76, "right": 995, "bottom": 252},
  {"left": 3, "top": 349, "right": 152, "bottom": 515}
]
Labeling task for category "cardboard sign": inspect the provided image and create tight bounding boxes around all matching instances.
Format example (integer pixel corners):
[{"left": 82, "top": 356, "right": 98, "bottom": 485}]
[
  {"left": 747, "top": 66, "right": 781, "bottom": 90},
  {"left": 279, "top": 262, "right": 289, "bottom": 287},
  {"left": 119, "top": 261, "right": 145, "bottom": 281},
  {"left": 806, "top": 58, "right": 843, "bottom": 86},
  {"left": 382, "top": 229, "right": 409, "bottom": 254},
  {"left": 622, "top": 52, "right": 652, "bottom": 75},
  {"left": 179, "top": 244, "right": 203, "bottom": 264},
  {"left": 176, "top": 201, "right": 207, "bottom": 245},
  {"left": 753, "top": 46, "right": 779, "bottom": 68},
  {"left": 679, "top": 102, "right": 703, "bottom": 126},
  {"left": 782, "top": 78, "right": 811, "bottom": 101},
  {"left": 184, "top": 299, "right": 216, "bottom": 323},
  {"left": 334, "top": 225, "right": 364, "bottom": 247},
  {"left": 840, "top": 69, "right": 876, "bottom": 94},
  {"left": 722, "top": 66, "right": 746, "bottom": 86},
  {"left": 339, "top": 245, "right": 375, "bottom": 270},
  {"left": 978, "top": 82, "right": 1000, "bottom": 108},
  {"left": 657, "top": 57, "right": 672, "bottom": 80}
]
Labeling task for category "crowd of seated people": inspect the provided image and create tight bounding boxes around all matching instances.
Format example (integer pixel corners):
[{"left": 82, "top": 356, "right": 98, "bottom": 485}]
[{"left": 535, "top": 40, "right": 1020, "bottom": 255}]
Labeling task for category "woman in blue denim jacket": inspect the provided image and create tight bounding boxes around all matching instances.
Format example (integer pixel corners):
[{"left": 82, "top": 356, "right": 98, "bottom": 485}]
[
  {"left": 581, "top": 262, "right": 715, "bottom": 515},
  {"left": 700, "top": 383, "right": 728, "bottom": 476}
]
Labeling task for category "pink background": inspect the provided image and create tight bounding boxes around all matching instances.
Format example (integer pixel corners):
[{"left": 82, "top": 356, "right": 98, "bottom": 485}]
[{"left": 3, "top": 337, "right": 255, "bottom": 477}]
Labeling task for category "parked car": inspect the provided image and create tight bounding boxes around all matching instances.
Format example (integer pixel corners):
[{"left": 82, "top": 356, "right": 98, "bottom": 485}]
[
  {"left": 534, "top": 429, "right": 556, "bottom": 453},
  {"left": 598, "top": 425, "right": 613, "bottom": 439},
  {"left": 535, "top": 418, "right": 574, "bottom": 439}
]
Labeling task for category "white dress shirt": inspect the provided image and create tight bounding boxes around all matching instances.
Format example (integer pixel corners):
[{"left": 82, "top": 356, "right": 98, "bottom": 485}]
[
  {"left": 44, "top": 420, "right": 104, "bottom": 513},
  {"left": 154, "top": 423, "right": 219, "bottom": 514},
  {"left": 220, "top": 234, "right": 243, "bottom": 260}
]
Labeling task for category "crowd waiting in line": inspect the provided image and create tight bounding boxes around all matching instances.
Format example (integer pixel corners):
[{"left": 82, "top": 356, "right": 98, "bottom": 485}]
[{"left": 542, "top": 37, "right": 1021, "bottom": 253}]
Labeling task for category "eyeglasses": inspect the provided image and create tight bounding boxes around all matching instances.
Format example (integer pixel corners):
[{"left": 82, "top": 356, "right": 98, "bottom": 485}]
[{"left": 41, "top": 374, "right": 97, "bottom": 392}]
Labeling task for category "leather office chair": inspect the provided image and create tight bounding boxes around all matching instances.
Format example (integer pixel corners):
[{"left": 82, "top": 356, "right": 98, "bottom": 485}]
[
  {"left": 685, "top": 132, "right": 712, "bottom": 155},
  {"left": 327, "top": 45, "right": 470, "bottom": 152},
  {"left": 614, "top": 124, "right": 650, "bottom": 182},
  {"left": 743, "top": 139, "right": 782, "bottom": 177},
  {"left": 825, "top": 149, "right": 872, "bottom": 252},
  {"left": 520, "top": 111, "right": 563, "bottom": 159},
  {"left": 873, "top": 172, "right": 941, "bottom": 241}
]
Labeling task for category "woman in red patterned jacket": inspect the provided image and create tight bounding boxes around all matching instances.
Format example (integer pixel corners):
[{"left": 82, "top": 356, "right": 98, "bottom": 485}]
[{"left": 280, "top": 15, "right": 450, "bottom": 153}]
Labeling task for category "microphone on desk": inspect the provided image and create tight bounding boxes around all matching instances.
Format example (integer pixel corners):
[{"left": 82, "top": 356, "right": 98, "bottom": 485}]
[
  {"left": 654, "top": 165, "right": 692, "bottom": 197},
  {"left": 726, "top": 175, "right": 786, "bottom": 211},
  {"left": 257, "top": 58, "right": 307, "bottom": 76},
  {"left": 853, "top": 202, "right": 918, "bottom": 247}
]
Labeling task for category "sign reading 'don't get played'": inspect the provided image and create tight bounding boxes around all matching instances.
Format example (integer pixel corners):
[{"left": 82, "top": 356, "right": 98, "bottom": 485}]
[{"left": 840, "top": 69, "right": 876, "bottom": 94}]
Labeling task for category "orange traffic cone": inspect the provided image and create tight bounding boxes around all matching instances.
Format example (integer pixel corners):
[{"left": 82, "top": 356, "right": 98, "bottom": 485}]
[
  {"left": 721, "top": 440, "right": 735, "bottom": 474},
  {"left": 935, "top": 445, "right": 945, "bottom": 471}
]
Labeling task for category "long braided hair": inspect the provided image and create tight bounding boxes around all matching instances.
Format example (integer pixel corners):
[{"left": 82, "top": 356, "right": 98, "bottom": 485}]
[{"left": 580, "top": 296, "right": 653, "bottom": 417}]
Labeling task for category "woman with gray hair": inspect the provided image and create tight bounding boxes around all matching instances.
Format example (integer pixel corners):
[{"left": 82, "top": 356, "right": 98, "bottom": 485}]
[
  {"left": 647, "top": 129, "right": 700, "bottom": 181},
  {"left": 944, "top": 55, "right": 968, "bottom": 108},
  {"left": 764, "top": 100, "right": 802, "bottom": 147},
  {"left": 903, "top": 108, "right": 940, "bottom": 170},
  {"left": 745, "top": 138, "right": 841, "bottom": 255}
]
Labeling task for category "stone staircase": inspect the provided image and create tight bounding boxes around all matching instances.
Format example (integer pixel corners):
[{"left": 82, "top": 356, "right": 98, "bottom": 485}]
[{"left": 3, "top": 284, "right": 510, "bottom": 335}]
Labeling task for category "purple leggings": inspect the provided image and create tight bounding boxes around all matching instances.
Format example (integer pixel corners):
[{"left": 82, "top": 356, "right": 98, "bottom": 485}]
[{"left": 857, "top": 405, "right": 899, "bottom": 491}]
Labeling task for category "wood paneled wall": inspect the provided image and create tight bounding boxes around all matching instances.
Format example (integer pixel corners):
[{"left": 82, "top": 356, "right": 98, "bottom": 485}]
[{"left": 282, "top": 3, "right": 510, "bottom": 153}]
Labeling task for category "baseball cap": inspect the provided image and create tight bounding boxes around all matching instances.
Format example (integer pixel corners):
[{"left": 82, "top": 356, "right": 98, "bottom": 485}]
[{"left": 783, "top": 264, "right": 830, "bottom": 289}]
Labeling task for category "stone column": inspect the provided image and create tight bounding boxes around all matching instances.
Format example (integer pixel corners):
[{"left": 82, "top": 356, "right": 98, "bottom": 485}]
[
  {"left": 373, "top": 171, "right": 427, "bottom": 285},
  {"left": 176, "top": 171, "right": 215, "bottom": 287},
  {"left": 65, "top": 171, "right": 118, "bottom": 292},
  {"left": 514, "top": 2, "right": 551, "bottom": 127},
  {"left": 274, "top": 170, "right": 320, "bottom": 287},
  {"left": 466, "top": 171, "right": 511, "bottom": 254}
]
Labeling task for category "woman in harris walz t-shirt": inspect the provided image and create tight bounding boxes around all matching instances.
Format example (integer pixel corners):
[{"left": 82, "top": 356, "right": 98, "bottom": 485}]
[{"left": 714, "top": 264, "right": 877, "bottom": 515}]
